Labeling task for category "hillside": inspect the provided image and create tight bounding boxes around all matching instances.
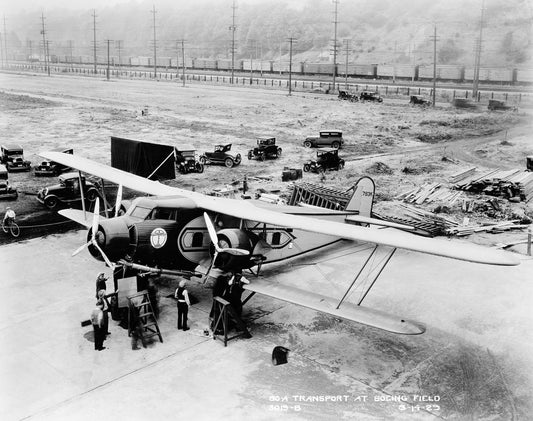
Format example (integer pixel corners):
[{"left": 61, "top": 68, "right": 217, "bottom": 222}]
[{"left": 3, "top": 0, "right": 532, "bottom": 67}]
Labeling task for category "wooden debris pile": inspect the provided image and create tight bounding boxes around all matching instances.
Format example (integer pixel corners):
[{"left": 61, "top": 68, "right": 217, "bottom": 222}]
[
  {"left": 450, "top": 167, "right": 533, "bottom": 202},
  {"left": 395, "top": 183, "right": 464, "bottom": 205},
  {"left": 447, "top": 220, "right": 530, "bottom": 237}
]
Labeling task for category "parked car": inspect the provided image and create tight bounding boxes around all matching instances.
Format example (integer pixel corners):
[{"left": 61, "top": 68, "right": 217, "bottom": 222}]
[
  {"left": 303, "top": 148, "right": 345, "bottom": 173},
  {"left": 34, "top": 148, "right": 73, "bottom": 176},
  {"left": 175, "top": 147, "right": 204, "bottom": 174},
  {"left": 200, "top": 144, "right": 242, "bottom": 168},
  {"left": 0, "top": 179, "right": 18, "bottom": 200},
  {"left": 338, "top": 90, "right": 358, "bottom": 102},
  {"left": 36, "top": 172, "right": 99, "bottom": 209},
  {"left": 248, "top": 137, "right": 282, "bottom": 161},
  {"left": 1, "top": 144, "right": 31, "bottom": 172},
  {"left": 359, "top": 91, "right": 383, "bottom": 102},
  {"left": 303, "top": 130, "right": 344, "bottom": 149},
  {"left": 410, "top": 95, "right": 431, "bottom": 106},
  {"left": 487, "top": 99, "right": 517, "bottom": 111}
]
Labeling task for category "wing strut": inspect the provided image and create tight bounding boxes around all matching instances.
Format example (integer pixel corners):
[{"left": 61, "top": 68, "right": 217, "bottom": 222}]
[{"left": 335, "top": 246, "right": 396, "bottom": 309}]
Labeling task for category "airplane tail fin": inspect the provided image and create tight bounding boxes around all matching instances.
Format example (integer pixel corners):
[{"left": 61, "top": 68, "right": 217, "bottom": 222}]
[{"left": 344, "top": 176, "right": 375, "bottom": 217}]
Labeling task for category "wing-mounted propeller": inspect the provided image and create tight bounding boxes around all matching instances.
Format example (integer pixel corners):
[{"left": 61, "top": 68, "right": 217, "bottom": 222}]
[
  {"left": 114, "top": 184, "right": 123, "bottom": 218},
  {"left": 202, "top": 212, "right": 249, "bottom": 279},
  {"left": 71, "top": 198, "right": 115, "bottom": 268}
]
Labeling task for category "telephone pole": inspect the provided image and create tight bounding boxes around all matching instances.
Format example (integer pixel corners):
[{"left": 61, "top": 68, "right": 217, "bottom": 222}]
[
  {"left": 287, "top": 37, "right": 296, "bottom": 96},
  {"left": 229, "top": 0, "right": 237, "bottom": 84},
  {"left": 41, "top": 13, "right": 50, "bottom": 76},
  {"left": 430, "top": 24, "right": 438, "bottom": 107},
  {"left": 27, "top": 40, "right": 33, "bottom": 62},
  {"left": 92, "top": 10, "right": 97, "bottom": 74},
  {"left": 0, "top": 32, "right": 4, "bottom": 68},
  {"left": 151, "top": 5, "right": 157, "bottom": 79},
  {"left": 472, "top": 0, "right": 485, "bottom": 100},
  {"left": 176, "top": 39, "right": 186, "bottom": 87},
  {"left": 343, "top": 39, "right": 350, "bottom": 89},
  {"left": 67, "top": 40, "right": 74, "bottom": 68},
  {"left": 331, "top": 0, "right": 339, "bottom": 92},
  {"left": 115, "top": 40, "right": 123, "bottom": 69},
  {"left": 106, "top": 39, "right": 112, "bottom": 80},
  {"left": 3, "top": 16, "right": 8, "bottom": 67}
]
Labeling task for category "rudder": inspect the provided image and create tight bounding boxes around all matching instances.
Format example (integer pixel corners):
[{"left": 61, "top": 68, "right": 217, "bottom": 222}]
[{"left": 344, "top": 176, "right": 375, "bottom": 217}]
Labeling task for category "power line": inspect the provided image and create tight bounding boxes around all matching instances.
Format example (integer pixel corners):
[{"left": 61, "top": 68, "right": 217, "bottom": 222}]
[
  {"left": 472, "top": 0, "right": 486, "bottom": 99},
  {"left": 92, "top": 10, "right": 97, "bottom": 74},
  {"left": 331, "top": 0, "right": 339, "bottom": 91},
  {"left": 287, "top": 37, "right": 296, "bottom": 96},
  {"left": 229, "top": 0, "right": 237, "bottom": 84},
  {"left": 40, "top": 13, "right": 50, "bottom": 76},
  {"left": 151, "top": 5, "right": 157, "bottom": 78}
]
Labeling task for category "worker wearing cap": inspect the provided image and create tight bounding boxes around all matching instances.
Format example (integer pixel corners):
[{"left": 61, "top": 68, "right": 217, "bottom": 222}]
[
  {"left": 3, "top": 207, "right": 15, "bottom": 226},
  {"left": 95, "top": 272, "right": 107, "bottom": 299},
  {"left": 90, "top": 300, "right": 106, "bottom": 351},
  {"left": 174, "top": 279, "right": 191, "bottom": 331}
]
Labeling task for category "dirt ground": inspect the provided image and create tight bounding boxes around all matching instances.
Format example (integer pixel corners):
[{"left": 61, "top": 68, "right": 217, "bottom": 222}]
[
  {"left": 1, "top": 71, "right": 532, "bottom": 248},
  {"left": 1, "top": 71, "right": 533, "bottom": 420}
]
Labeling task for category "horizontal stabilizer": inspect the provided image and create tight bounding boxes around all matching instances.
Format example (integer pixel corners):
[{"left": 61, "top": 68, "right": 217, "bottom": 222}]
[
  {"left": 244, "top": 280, "right": 425, "bottom": 335},
  {"left": 59, "top": 209, "right": 106, "bottom": 228}
]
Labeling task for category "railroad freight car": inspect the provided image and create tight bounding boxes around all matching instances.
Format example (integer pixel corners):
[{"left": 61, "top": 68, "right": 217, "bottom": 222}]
[
  {"left": 303, "top": 62, "right": 334, "bottom": 75},
  {"left": 339, "top": 64, "right": 377, "bottom": 78},
  {"left": 418, "top": 65, "right": 464, "bottom": 81},
  {"left": 242, "top": 60, "right": 272, "bottom": 72},
  {"left": 170, "top": 57, "right": 194, "bottom": 69},
  {"left": 464, "top": 67, "right": 514, "bottom": 84},
  {"left": 515, "top": 68, "right": 533, "bottom": 84},
  {"left": 376, "top": 64, "right": 417, "bottom": 80},
  {"left": 272, "top": 61, "right": 294, "bottom": 73},
  {"left": 192, "top": 58, "right": 217, "bottom": 70}
]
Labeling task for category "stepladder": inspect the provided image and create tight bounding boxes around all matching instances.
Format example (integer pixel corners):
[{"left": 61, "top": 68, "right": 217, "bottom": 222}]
[{"left": 127, "top": 290, "right": 163, "bottom": 346}]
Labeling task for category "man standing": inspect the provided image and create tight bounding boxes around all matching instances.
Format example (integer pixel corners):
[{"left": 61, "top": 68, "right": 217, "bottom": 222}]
[
  {"left": 174, "top": 279, "right": 191, "bottom": 331},
  {"left": 95, "top": 272, "right": 107, "bottom": 299},
  {"left": 90, "top": 300, "right": 106, "bottom": 351}
]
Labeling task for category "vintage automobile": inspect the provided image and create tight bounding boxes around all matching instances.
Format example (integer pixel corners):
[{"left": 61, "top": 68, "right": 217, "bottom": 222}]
[
  {"left": 410, "top": 95, "right": 431, "bottom": 106},
  {"left": 487, "top": 99, "right": 518, "bottom": 111},
  {"left": 200, "top": 144, "right": 242, "bottom": 168},
  {"left": 36, "top": 172, "right": 100, "bottom": 209},
  {"left": 248, "top": 137, "right": 282, "bottom": 161},
  {"left": 34, "top": 148, "right": 73, "bottom": 176},
  {"left": 359, "top": 91, "right": 383, "bottom": 102},
  {"left": 1, "top": 144, "right": 31, "bottom": 172},
  {"left": 0, "top": 165, "right": 17, "bottom": 200},
  {"left": 303, "top": 148, "right": 345, "bottom": 173},
  {"left": 303, "top": 130, "right": 344, "bottom": 149},
  {"left": 175, "top": 147, "right": 204, "bottom": 174},
  {"left": 338, "top": 90, "right": 358, "bottom": 102}
]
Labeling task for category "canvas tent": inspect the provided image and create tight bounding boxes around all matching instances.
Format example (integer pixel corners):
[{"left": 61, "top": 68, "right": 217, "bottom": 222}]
[{"left": 111, "top": 136, "right": 175, "bottom": 180}]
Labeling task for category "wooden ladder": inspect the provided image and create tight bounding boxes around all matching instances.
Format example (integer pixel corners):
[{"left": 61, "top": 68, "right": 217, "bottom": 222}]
[
  {"left": 127, "top": 290, "right": 163, "bottom": 345},
  {"left": 212, "top": 296, "right": 252, "bottom": 347}
]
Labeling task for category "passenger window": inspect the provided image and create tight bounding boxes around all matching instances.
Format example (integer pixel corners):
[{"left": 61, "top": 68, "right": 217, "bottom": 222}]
[{"left": 192, "top": 232, "right": 203, "bottom": 247}]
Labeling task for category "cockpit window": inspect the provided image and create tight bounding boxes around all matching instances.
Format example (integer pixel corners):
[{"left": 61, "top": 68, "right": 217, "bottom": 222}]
[
  {"left": 149, "top": 208, "right": 174, "bottom": 220},
  {"left": 130, "top": 206, "right": 152, "bottom": 220}
]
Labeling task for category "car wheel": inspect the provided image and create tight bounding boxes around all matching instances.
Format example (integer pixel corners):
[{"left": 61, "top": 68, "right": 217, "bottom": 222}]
[
  {"left": 260, "top": 153, "right": 266, "bottom": 162},
  {"left": 225, "top": 158, "right": 234, "bottom": 168},
  {"left": 199, "top": 156, "right": 206, "bottom": 165},
  {"left": 248, "top": 151, "right": 253, "bottom": 160},
  {"left": 303, "top": 141, "right": 312, "bottom": 148},
  {"left": 379, "top": 98, "right": 383, "bottom": 103},
  {"left": 317, "top": 167, "right": 325, "bottom": 174},
  {"left": 303, "top": 164, "right": 310, "bottom": 172},
  {"left": 332, "top": 141, "right": 340, "bottom": 149},
  {"left": 277, "top": 147, "right": 282, "bottom": 157},
  {"left": 86, "top": 189, "right": 98, "bottom": 201},
  {"left": 44, "top": 196, "right": 59, "bottom": 209},
  {"left": 337, "top": 162, "right": 344, "bottom": 170},
  {"left": 196, "top": 163, "right": 204, "bottom": 173}
]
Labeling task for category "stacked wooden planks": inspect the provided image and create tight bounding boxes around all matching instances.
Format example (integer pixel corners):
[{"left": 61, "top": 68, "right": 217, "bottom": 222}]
[
  {"left": 395, "top": 184, "right": 464, "bottom": 205},
  {"left": 447, "top": 220, "right": 530, "bottom": 237},
  {"left": 450, "top": 167, "right": 533, "bottom": 202}
]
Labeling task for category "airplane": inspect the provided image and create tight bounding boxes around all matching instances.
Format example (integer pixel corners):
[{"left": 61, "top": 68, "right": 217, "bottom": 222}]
[{"left": 41, "top": 151, "right": 520, "bottom": 336}]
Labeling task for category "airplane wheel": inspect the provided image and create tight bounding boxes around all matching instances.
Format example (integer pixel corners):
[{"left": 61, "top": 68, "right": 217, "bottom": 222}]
[{"left": 86, "top": 189, "right": 98, "bottom": 201}]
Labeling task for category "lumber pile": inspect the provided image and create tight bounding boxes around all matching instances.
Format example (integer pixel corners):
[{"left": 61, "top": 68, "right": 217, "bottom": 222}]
[
  {"left": 395, "top": 184, "right": 464, "bottom": 205},
  {"left": 450, "top": 167, "right": 533, "bottom": 202},
  {"left": 447, "top": 220, "right": 530, "bottom": 237}
]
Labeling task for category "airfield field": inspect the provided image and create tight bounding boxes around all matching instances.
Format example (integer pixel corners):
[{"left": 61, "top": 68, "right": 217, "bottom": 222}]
[{"left": 1, "top": 71, "right": 533, "bottom": 420}]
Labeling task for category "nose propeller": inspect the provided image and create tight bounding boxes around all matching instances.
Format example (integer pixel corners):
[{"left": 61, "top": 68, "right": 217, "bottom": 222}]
[{"left": 71, "top": 197, "right": 114, "bottom": 268}]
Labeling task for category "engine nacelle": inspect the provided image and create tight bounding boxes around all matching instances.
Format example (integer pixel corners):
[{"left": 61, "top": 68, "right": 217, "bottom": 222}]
[
  {"left": 213, "top": 228, "right": 258, "bottom": 270},
  {"left": 88, "top": 217, "right": 131, "bottom": 262}
]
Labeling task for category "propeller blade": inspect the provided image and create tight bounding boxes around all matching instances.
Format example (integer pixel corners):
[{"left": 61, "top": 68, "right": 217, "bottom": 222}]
[
  {"left": 72, "top": 242, "right": 89, "bottom": 257},
  {"left": 91, "top": 198, "right": 100, "bottom": 241},
  {"left": 114, "top": 184, "right": 123, "bottom": 218},
  {"left": 203, "top": 212, "right": 221, "bottom": 252},
  {"left": 92, "top": 240, "right": 114, "bottom": 268},
  {"left": 220, "top": 247, "right": 250, "bottom": 256},
  {"left": 203, "top": 250, "right": 219, "bottom": 280}
]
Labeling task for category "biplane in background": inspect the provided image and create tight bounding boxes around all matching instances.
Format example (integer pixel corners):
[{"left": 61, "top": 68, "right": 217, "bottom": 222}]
[{"left": 41, "top": 152, "right": 520, "bottom": 336}]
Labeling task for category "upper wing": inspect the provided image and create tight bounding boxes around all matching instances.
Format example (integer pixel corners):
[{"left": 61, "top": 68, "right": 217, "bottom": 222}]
[{"left": 42, "top": 151, "right": 520, "bottom": 266}]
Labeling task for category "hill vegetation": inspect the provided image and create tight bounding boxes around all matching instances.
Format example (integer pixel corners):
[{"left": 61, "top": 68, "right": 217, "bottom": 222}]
[{"left": 4, "top": 0, "right": 532, "bottom": 67}]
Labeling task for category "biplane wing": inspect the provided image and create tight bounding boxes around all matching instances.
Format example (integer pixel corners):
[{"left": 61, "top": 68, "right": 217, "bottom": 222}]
[{"left": 41, "top": 151, "right": 520, "bottom": 266}]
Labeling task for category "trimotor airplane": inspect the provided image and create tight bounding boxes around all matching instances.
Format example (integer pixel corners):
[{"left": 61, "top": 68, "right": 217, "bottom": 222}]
[{"left": 41, "top": 151, "right": 520, "bottom": 336}]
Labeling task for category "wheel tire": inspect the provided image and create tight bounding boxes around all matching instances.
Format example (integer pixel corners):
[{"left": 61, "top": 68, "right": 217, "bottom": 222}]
[
  {"left": 303, "top": 141, "right": 312, "bottom": 148},
  {"left": 44, "top": 196, "right": 59, "bottom": 209},
  {"left": 303, "top": 164, "right": 310, "bottom": 172},
  {"left": 318, "top": 167, "right": 325, "bottom": 174},
  {"left": 10, "top": 223, "right": 20, "bottom": 238},
  {"left": 199, "top": 156, "right": 206, "bottom": 165},
  {"left": 277, "top": 147, "right": 282, "bottom": 157},
  {"left": 224, "top": 158, "right": 234, "bottom": 168},
  {"left": 337, "top": 162, "right": 344, "bottom": 170},
  {"left": 332, "top": 141, "right": 340, "bottom": 149},
  {"left": 248, "top": 151, "right": 253, "bottom": 160},
  {"left": 86, "top": 189, "right": 98, "bottom": 202},
  {"left": 235, "top": 154, "right": 242, "bottom": 165},
  {"left": 1, "top": 222, "right": 7, "bottom": 234},
  {"left": 260, "top": 153, "right": 266, "bottom": 162},
  {"left": 196, "top": 163, "right": 204, "bottom": 173}
]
